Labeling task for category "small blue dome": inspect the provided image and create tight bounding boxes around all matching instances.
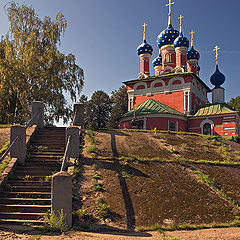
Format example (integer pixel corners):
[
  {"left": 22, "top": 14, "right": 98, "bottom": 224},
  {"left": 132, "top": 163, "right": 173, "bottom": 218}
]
[
  {"left": 187, "top": 46, "right": 200, "bottom": 61},
  {"left": 152, "top": 53, "right": 162, "bottom": 67},
  {"left": 210, "top": 65, "right": 225, "bottom": 88},
  {"left": 137, "top": 40, "right": 153, "bottom": 56},
  {"left": 157, "top": 24, "right": 179, "bottom": 49},
  {"left": 173, "top": 33, "right": 189, "bottom": 49}
]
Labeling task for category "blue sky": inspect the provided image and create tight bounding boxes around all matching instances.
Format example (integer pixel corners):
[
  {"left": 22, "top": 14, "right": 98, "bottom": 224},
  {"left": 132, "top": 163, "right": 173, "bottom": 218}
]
[{"left": 0, "top": 0, "right": 239, "bottom": 103}]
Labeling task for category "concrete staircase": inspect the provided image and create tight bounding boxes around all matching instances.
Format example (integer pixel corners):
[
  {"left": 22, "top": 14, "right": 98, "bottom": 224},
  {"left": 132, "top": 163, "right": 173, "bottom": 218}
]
[{"left": 0, "top": 127, "right": 65, "bottom": 225}]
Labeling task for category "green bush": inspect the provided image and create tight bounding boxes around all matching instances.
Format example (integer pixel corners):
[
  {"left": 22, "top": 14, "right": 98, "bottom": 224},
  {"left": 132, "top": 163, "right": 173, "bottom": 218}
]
[
  {"left": 43, "top": 210, "right": 67, "bottom": 232},
  {"left": 95, "top": 199, "right": 110, "bottom": 221}
]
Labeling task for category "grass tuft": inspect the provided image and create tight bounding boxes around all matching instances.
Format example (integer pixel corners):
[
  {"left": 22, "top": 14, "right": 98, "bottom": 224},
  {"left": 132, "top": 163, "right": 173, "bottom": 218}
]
[{"left": 43, "top": 210, "right": 67, "bottom": 232}]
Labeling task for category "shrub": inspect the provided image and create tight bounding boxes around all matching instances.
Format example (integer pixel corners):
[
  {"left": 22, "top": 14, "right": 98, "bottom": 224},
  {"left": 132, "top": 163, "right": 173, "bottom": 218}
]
[
  {"left": 43, "top": 210, "right": 67, "bottom": 232},
  {"left": 95, "top": 199, "right": 110, "bottom": 221}
]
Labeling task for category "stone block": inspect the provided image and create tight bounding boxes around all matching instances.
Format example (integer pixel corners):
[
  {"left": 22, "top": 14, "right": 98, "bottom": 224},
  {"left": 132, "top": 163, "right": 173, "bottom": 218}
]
[
  {"left": 66, "top": 126, "right": 80, "bottom": 159},
  {"left": 31, "top": 101, "right": 44, "bottom": 128},
  {"left": 52, "top": 171, "right": 72, "bottom": 229},
  {"left": 73, "top": 103, "right": 84, "bottom": 127},
  {"left": 10, "top": 125, "right": 26, "bottom": 164}
]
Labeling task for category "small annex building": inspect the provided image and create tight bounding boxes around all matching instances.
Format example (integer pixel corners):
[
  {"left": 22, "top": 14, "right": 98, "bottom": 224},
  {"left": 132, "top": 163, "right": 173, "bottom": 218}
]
[{"left": 119, "top": 1, "right": 240, "bottom": 136}]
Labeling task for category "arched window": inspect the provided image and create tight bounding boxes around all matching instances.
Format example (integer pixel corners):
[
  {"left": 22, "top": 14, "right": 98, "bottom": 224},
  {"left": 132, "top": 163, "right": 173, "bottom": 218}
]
[
  {"left": 166, "top": 54, "right": 170, "bottom": 62},
  {"left": 203, "top": 123, "right": 211, "bottom": 135}
]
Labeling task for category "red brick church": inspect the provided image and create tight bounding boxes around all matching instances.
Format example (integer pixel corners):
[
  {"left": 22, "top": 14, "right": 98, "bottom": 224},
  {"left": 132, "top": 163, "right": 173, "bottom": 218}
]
[{"left": 119, "top": 1, "right": 239, "bottom": 136}]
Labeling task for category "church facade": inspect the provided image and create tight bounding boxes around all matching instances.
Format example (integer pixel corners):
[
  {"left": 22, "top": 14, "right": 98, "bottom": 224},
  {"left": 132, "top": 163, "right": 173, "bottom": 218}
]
[{"left": 119, "top": 1, "right": 240, "bottom": 136}]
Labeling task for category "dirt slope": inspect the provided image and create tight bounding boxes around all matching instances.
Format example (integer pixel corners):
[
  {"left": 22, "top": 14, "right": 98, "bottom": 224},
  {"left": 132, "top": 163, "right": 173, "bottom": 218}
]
[{"left": 73, "top": 130, "right": 240, "bottom": 231}]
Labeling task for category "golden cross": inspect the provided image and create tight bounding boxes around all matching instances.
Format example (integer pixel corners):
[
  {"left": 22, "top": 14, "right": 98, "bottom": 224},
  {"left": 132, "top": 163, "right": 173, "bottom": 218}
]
[
  {"left": 190, "top": 30, "right": 195, "bottom": 47},
  {"left": 213, "top": 46, "right": 220, "bottom": 65},
  {"left": 142, "top": 22, "right": 147, "bottom": 41},
  {"left": 166, "top": 0, "right": 175, "bottom": 25},
  {"left": 179, "top": 14, "right": 184, "bottom": 33}
]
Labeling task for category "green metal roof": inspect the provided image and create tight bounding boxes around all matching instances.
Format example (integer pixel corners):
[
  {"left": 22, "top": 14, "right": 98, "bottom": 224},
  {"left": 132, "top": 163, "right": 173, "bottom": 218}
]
[
  {"left": 123, "top": 99, "right": 184, "bottom": 117},
  {"left": 194, "top": 103, "right": 236, "bottom": 117}
]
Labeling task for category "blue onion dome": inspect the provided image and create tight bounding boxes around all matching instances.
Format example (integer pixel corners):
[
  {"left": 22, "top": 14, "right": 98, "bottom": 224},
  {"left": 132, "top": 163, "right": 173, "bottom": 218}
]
[
  {"left": 173, "top": 32, "right": 189, "bottom": 49},
  {"left": 187, "top": 46, "right": 200, "bottom": 61},
  {"left": 137, "top": 40, "right": 153, "bottom": 56},
  {"left": 210, "top": 65, "right": 225, "bottom": 88},
  {"left": 152, "top": 53, "right": 162, "bottom": 67},
  {"left": 157, "top": 24, "right": 179, "bottom": 49}
]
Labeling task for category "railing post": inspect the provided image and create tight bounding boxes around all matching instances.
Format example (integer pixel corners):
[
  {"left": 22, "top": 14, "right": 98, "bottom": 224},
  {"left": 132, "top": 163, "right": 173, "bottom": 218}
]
[
  {"left": 73, "top": 103, "right": 84, "bottom": 127},
  {"left": 10, "top": 125, "right": 26, "bottom": 164},
  {"left": 31, "top": 101, "right": 44, "bottom": 128},
  {"left": 52, "top": 172, "right": 72, "bottom": 229},
  {"left": 66, "top": 126, "right": 80, "bottom": 158}
]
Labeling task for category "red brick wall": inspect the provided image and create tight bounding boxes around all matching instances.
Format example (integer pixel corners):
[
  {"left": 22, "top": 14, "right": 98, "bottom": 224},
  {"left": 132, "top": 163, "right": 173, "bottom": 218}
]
[{"left": 134, "top": 91, "right": 185, "bottom": 113}]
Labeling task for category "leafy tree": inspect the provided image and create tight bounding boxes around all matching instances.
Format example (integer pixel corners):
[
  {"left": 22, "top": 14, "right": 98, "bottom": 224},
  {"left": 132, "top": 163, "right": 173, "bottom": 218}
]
[
  {"left": 108, "top": 85, "right": 128, "bottom": 128},
  {"left": 228, "top": 96, "right": 240, "bottom": 114},
  {"left": 0, "top": 3, "right": 84, "bottom": 124},
  {"left": 85, "top": 90, "right": 112, "bottom": 129}
]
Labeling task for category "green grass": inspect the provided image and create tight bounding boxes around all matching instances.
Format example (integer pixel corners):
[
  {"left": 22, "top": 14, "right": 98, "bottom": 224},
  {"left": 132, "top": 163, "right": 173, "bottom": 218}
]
[
  {"left": 0, "top": 141, "right": 10, "bottom": 156},
  {"left": 93, "top": 182, "right": 103, "bottom": 192},
  {"left": 0, "top": 157, "right": 11, "bottom": 174},
  {"left": 137, "top": 219, "right": 240, "bottom": 232},
  {"left": 190, "top": 167, "right": 240, "bottom": 211},
  {"left": 92, "top": 171, "right": 101, "bottom": 179},
  {"left": 74, "top": 209, "right": 89, "bottom": 220},
  {"left": 95, "top": 199, "right": 110, "bottom": 221},
  {"left": 0, "top": 124, "right": 12, "bottom": 128},
  {"left": 43, "top": 210, "right": 67, "bottom": 232}
]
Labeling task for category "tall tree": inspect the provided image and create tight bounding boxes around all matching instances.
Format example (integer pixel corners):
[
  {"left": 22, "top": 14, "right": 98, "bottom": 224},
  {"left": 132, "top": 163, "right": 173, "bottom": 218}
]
[
  {"left": 228, "top": 96, "right": 240, "bottom": 114},
  {"left": 0, "top": 3, "right": 84, "bottom": 124},
  {"left": 85, "top": 90, "right": 112, "bottom": 129},
  {"left": 108, "top": 85, "right": 128, "bottom": 128}
]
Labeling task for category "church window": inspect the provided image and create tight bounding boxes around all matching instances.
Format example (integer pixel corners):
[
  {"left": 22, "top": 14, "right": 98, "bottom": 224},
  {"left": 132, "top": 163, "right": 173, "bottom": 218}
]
[
  {"left": 169, "top": 122, "right": 176, "bottom": 131},
  {"left": 166, "top": 54, "right": 170, "bottom": 62}
]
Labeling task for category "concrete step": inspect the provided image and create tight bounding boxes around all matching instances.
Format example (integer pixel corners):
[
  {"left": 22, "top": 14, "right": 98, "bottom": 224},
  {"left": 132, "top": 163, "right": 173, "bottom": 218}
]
[
  {"left": 14, "top": 171, "right": 54, "bottom": 177},
  {"left": 0, "top": 218, "right": 45, "bottom": 225},
  {"left": 24, "top": 162, "right": 61, "bottom": 168},
  {"left": 0, "top": 212, "right": 45, "bottom": 220},
  {"left": 0, "top": 198, "right": 51, "bottom": 205},
  {"left": 28, "top": 148, "right": 65, "bottom": 153},
  {"left": 5, "top": 185, "right": 51, "bottom": 192},
  {"left": 7, "top": 180, "right": 51, "bottom": 186},
  {"left": 29, "top": 153, "right": 64, "bottom": 157},
  {"left": 2, "top": 192, "right": 51, "bottom": 198},
  {"left": 0, "top": 204, "right": 51, "bottom": 213}
]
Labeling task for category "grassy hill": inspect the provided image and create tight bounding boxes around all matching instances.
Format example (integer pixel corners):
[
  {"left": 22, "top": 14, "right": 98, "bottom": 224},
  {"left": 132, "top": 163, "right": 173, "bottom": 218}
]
[{"left": 73, "top": 129, "right": 240, "bottom": 231}]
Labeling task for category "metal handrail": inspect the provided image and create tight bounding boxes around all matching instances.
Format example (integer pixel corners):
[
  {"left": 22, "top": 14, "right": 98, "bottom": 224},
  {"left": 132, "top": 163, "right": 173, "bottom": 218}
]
[
  {"left": 25, "top": 110, "right": 39, "bottom": 129},
  {"left": 60, "top": 135, "right": 72, "bottom": 172},
  {"left": 0, "top": 136, "right": 20, "bottom": 164}
]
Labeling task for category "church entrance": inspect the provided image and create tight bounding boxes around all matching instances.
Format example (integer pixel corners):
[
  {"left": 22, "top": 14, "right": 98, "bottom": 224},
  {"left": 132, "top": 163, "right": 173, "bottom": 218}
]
[{"left": 203, "top": 123, "right": 211, "bottom": 135}]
